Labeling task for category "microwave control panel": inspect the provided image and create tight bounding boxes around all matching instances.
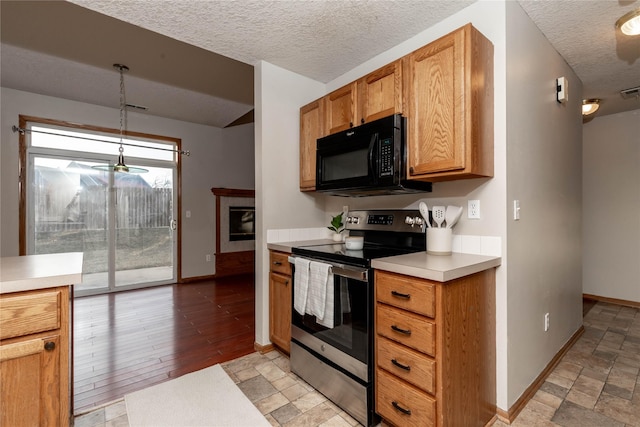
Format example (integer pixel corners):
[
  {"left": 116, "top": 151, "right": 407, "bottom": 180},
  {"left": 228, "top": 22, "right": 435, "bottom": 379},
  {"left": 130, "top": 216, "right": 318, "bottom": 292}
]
[{"left": 379, "top": 138, "right": 393, "bottom": 177}]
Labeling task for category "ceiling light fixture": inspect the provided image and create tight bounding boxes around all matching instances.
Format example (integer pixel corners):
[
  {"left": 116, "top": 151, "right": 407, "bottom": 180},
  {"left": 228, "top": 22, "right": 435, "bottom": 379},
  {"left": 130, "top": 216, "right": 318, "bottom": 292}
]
[
  {"left": 582, "top": 99, "right": 601, "bottom": 116},
  {"left": 93, "top": 64, "right": 148, "bottom": 173},
  {"left": 616, "top": 8, "right": 640, "bottom": 36}
]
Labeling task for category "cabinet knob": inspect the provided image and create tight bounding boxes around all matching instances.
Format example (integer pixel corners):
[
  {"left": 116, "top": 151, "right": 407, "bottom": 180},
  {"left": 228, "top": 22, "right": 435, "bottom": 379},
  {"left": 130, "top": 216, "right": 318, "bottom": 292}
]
[
  {"left": 285, "top": 280, "right": 289, "bottom": 286},
  {"left": 361, "top": 118, "right": 365, "bottom": 124},
  {"left": 409, "top": 166, "right": 415, "bottom": 175},
  {"left": 44, "top": 341, "right": 56, "bottom": 351},
  {"left": 349, "top": 122, "right": 353, "bottom": 128}
]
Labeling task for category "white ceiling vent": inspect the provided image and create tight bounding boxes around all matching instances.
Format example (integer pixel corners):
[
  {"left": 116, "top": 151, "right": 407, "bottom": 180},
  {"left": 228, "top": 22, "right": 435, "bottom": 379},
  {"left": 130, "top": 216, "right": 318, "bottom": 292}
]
[{"left": 620, "top": 86, "right": 640, "bottom": 99}]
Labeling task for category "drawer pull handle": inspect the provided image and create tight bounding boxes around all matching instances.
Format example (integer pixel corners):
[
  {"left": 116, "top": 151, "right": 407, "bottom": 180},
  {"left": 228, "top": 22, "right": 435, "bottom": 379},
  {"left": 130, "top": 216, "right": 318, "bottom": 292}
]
[
  {"left": 391, "top": 290, "right": 411, "bottom": 299},
  {"left": 392, "top": 401, "right": 412, "bottom": 415},
  {"left": 391, "top": 325, "right": 411, "bottom": 335},
  {"left": 44, "top": 341, "right": 56, "bottom": 351},
  {"left": 273, "top": 261, "right": 283, "bottom": 266},
  {"left": 391, "top": 358, "right": 411, "bottom": 371}
]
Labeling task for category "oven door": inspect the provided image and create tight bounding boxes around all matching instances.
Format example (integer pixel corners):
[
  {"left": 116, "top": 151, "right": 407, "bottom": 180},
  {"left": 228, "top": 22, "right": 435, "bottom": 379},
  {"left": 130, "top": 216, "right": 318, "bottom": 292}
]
[{"left": 289, "top": 256, "right": 372, "bottom": 382}]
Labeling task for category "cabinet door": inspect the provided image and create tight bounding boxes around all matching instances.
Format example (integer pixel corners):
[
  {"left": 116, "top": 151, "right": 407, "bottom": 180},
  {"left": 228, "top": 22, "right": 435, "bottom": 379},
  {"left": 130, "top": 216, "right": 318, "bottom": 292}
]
[
  {"left": 406, "top": 27, "right": 466, "bottom": 178},
  {"left": 358, "top": 60, "right": 403, "bottom": 125},
  {"left": 325, "top": 82, "right": 357, "bottom": 134},
  {"left": 300, "top": 99, "right": 325, "bottom": 191},
  {"left": 1, "top": 336, "right": 60, "bottom": 427},
  {"left": 269, "top": 272, "right": 291, "bottom": 353}
]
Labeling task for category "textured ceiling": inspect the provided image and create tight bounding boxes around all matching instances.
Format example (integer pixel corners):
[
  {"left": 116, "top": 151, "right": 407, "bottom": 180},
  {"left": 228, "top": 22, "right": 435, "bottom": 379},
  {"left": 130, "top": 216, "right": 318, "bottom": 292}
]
[
  {"left": 1, "top": 0, "right": 639, "bottom": 128},
  {"left": 517, "top": 0, "right": 640, "bottom": 117}
]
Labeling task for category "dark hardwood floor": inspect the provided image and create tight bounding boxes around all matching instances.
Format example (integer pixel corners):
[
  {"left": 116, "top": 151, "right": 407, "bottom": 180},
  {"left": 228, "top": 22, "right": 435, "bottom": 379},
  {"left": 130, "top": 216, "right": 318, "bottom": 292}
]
[{"left": 73, "top": 274, "right": 256, "bottom": 414}]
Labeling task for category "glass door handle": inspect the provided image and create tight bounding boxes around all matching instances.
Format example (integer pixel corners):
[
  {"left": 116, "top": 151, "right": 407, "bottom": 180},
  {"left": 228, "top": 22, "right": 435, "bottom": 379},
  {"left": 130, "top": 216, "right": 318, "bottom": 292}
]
[{"left": 170, "top": 219, "right": 177, "bottom": 230}]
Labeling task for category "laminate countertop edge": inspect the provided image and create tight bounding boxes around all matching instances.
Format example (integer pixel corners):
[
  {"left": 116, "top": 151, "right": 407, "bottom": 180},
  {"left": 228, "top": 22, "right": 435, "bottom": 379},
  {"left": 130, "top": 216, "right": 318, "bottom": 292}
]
[
  {"left": 0, "top": 252, "right": 84, "bottom": 294},
  {"left": 267, "top": 239, "right": 336, "bottom": 254},
  {"left": 372, "top": 252, "right": 501, "bottom": 282}
]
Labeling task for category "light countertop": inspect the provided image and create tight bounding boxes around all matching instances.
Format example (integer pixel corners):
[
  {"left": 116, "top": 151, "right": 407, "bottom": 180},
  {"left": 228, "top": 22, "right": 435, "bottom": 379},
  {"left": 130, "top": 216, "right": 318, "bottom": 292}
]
[
  {"left": 267, "top": 239, "right": 336, "bottom": 254},
  {"left": 0, "top": 252, "right": 84, "bottom": 294},
  {"left": 372, "top": 251, "right": 501, "bottom": 282}
]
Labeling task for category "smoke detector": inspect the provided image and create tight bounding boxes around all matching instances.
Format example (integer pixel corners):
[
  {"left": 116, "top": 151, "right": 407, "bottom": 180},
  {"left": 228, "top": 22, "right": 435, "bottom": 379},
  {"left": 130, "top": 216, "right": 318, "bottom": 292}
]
[{"left": 620, "top": 86, "right": 640, "bottom": 99}]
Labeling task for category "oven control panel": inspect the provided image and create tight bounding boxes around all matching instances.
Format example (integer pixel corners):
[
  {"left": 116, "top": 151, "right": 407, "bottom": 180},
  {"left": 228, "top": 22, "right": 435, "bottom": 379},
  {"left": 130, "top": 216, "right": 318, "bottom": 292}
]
[
  {"left": 367, "top": 214, "right": 394, "bottom": 225},
  {"left": 345, "top": 209, "right": 425, "bottom": 233}
]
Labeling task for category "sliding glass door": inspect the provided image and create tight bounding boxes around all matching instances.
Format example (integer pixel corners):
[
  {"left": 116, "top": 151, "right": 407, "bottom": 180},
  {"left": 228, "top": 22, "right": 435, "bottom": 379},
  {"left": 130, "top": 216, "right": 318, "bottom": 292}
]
[{"left": 24, "top": 121, "right": 179, "bottom": 296}]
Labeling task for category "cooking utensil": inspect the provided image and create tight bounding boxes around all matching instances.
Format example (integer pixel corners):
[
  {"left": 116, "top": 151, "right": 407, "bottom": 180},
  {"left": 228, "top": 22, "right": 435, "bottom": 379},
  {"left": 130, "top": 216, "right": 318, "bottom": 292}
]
[
  {"left": 446, "top": 205, "right": 463, "bottom": 229},
  {"left": 419, "top": 202, "right": 432, "bottom": 228},
  {"left": 432, "top": 206, "right": 446, "bottom": 228}
]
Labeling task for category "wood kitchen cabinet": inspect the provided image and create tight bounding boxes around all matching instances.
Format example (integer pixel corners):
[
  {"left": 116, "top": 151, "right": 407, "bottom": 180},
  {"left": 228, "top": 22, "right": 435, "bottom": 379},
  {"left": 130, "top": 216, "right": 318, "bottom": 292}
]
[
  {"left": 406, "top": 23, "right": 494, "bottom": 182},
  {"left": 358, "top": 59, "right": 404, "bottom": 125},
  {"left": 0, "top": 286, "right": 71, "bottom": 427},
  {"left": 300, "top": 99, "right": 325, "bottom": 191},
  {"left": 269, "top": 250, "right": 292, "bottom": 354},
  {"left": 375, "top": 268, "right": 496, "bottom": 427},
  {"left": 325, "top": 82, "right": 358, "bottom": 135}
]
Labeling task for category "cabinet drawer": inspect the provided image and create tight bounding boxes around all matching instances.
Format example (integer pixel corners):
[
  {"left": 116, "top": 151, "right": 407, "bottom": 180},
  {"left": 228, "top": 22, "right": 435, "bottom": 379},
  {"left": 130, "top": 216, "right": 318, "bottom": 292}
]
[
  {"left": 269, "top": 251, "right": 292, "bottom": 276},
  {"left": 0, "top": 290, "right": 61, "bottom": 340},
  {"left": 376, "top": 304, "right": 435, "bottom": 356},
  {"left": 376, "top": 271, "right": 435, "bottom": 318},
  {"left": 376, "top": 335, "right": 435, "bottom": 395},
  {"left": 376, "top": 367, "right": 436, "bottom": 427}
]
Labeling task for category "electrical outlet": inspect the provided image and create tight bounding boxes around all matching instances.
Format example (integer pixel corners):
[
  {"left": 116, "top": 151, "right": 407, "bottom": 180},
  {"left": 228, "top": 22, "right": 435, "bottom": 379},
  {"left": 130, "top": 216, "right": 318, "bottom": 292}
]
[
  {"left": 468, "top": 200, "right": 480, "bottom": 219},
  {"left": 206, "top": 254, "right": 211, "bottom": 262},
  {"left": 544, "top": 313, "right": 550, "bottom": 331}
]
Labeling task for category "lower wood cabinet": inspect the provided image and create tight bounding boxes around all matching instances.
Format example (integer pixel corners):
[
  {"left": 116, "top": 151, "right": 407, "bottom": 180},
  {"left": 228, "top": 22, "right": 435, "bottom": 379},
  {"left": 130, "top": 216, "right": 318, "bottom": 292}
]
[
  {"left": 269, "top": 250, "right": 292, "bottom": 353},
  {"left": 0, "top": 286, "right": 71, "bottom": 426},
  {"left": 375, "top": 269, "right": 496, "bottom": 427}
]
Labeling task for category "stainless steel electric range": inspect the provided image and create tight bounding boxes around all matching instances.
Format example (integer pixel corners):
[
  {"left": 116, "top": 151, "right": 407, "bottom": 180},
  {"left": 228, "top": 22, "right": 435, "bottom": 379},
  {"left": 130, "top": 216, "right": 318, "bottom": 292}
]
[{"left": 288, "top": 209, "right": 427, "bottom": 427}]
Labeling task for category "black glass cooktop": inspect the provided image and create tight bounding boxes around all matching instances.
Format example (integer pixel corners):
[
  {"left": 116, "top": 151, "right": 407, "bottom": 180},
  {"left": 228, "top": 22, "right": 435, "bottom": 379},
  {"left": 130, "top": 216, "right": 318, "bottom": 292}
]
[{"left": 292, "top": 243, "right": 422, "bottom": 268}]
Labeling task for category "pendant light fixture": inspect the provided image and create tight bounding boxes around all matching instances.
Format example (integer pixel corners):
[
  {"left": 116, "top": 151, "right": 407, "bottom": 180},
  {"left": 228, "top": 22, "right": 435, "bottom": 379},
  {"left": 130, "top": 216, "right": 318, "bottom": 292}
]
[
  {"left": 616, "top": 8, "right": 640, "bottom": 36},
  {"left": 93, "top": 64, "right": 148, "bottom": 173}
]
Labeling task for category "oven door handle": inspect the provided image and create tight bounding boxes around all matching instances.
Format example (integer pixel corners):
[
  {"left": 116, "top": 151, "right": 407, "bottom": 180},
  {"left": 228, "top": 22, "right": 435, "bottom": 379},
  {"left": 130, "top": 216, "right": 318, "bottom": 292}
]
[{"left": 288, "top": 256, "right": 369, "bottom": 282}]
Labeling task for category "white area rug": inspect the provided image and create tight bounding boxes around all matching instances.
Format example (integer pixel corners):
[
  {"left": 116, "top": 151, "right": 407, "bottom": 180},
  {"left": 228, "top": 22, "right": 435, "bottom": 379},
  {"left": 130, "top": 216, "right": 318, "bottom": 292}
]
[{"left": 124, "top": 364, "right": 270, "bottom": 427}]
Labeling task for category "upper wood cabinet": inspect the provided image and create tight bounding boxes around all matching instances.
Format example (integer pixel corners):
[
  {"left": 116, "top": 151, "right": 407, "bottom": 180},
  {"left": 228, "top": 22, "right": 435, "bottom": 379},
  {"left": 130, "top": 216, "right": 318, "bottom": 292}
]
[
  {"left": 406, "top": 24, "right": 494, "bottom": 182},
  {"left": 299, "top": 99, "right": 325, "bottom": 191},
  {"left": 357, "top": 59, "right": 404, "bottom": 125},
  {"left": 325, "top": 82, "right": 358, "bottom": 134}
]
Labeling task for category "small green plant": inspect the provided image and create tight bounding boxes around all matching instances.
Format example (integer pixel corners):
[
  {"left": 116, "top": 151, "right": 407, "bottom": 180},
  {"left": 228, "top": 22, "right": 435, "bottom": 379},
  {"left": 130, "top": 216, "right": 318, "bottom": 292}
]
[{"left": 327, "top": 212, "right": 344, "bottom": 234}]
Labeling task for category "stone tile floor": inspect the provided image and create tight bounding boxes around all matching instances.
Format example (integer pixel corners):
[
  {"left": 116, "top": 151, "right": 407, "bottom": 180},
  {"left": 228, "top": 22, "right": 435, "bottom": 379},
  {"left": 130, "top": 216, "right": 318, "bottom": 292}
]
[{"left": 74, "top": 301, "right": 639, "bottom": 427}]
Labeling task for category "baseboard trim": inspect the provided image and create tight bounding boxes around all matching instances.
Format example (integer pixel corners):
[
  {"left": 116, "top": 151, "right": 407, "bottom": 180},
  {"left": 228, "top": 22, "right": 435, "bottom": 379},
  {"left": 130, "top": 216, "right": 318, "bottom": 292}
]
[
  {"left": 583, "top": 293, "right": 640, "bottom": 309},
  {"left": 254, "top": 342, "right": 274, "bottom": 354},
  {"left": 496, "top": 325, "right": 585, "bottom": 424}
]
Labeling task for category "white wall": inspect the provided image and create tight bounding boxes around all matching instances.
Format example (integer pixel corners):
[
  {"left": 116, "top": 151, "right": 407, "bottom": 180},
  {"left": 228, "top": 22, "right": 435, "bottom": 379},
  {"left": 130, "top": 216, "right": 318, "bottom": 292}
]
[
  {"left": 583, "top": 109, "right": 640, "bottom": 303},
  {"left": 254, "top": 61, "right": 326, "bottom": 346},
  {"left": 505, "top": 0, "right": 583, "bottom": 408},
  {"left": 0, "top": 87, "right": 254, "bottom": 279}
]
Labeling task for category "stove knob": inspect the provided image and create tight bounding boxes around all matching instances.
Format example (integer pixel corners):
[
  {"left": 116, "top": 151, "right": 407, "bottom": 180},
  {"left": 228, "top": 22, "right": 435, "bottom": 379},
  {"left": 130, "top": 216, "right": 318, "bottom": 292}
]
[
  {"left": 353, "top": 217, "right": 360, "bottom": 224},
  {"left": 405, "top": 216, "right": 415, "bottom": 226},
  {"left": 346, "top": 216, "right": 353, "bottom": 224},
  {"left": 414, "top": 216, "right": 424, "bottom": 226}
]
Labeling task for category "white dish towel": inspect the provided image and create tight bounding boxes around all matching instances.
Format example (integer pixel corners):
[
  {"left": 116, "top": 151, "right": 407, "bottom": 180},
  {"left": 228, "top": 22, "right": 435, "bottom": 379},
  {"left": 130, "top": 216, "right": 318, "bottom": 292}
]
[
  {"left": 309, "top": 261, "right": 334, "bottom": 328},
  {"left": 293, "top": 258, "right": 310, "bottom": 315}
]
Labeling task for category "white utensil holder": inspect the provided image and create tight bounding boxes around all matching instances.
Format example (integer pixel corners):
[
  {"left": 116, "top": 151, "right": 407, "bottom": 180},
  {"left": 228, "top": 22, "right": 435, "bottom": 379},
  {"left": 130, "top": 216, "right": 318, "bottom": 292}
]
[{"left": 427, "top": 228, "right": 452, "bottom": 255}]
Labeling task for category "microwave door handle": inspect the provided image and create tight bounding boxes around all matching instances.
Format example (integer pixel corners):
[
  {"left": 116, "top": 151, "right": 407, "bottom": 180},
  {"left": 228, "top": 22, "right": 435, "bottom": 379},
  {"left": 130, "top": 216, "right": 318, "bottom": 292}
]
[{"left": 368, "top": 134, "right": 378, "bottom": 180}]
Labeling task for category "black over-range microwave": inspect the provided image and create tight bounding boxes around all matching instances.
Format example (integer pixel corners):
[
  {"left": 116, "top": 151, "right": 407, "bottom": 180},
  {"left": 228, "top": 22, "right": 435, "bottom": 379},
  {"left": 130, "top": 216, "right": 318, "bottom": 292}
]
[{"left": 315, "top": 114, "right": 432, "bottom": 197}]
